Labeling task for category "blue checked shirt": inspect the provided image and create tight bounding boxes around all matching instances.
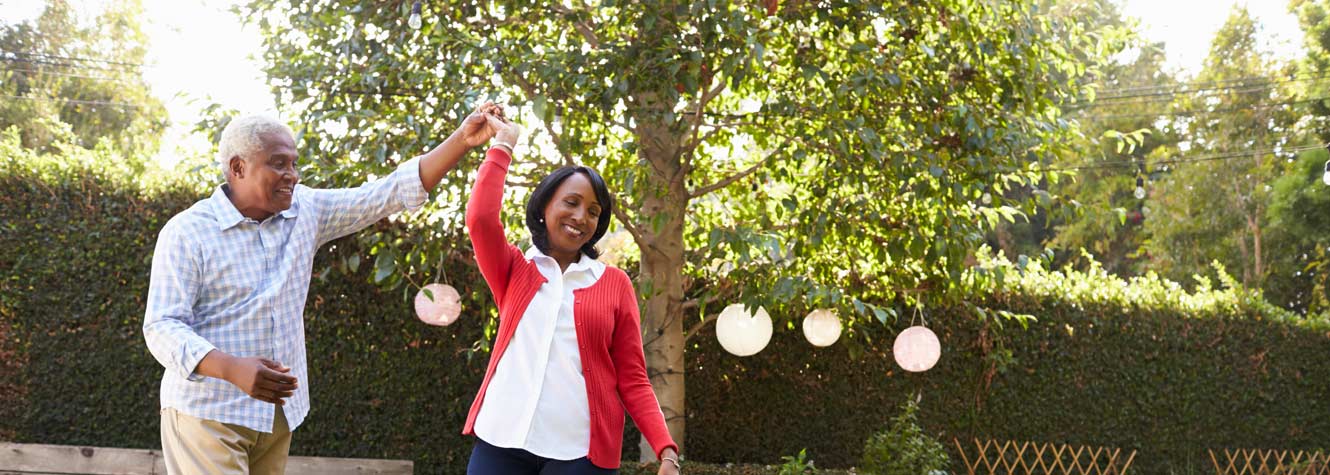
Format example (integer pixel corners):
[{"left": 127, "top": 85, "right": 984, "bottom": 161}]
[{"left": 144, "top": 157, "right": 427, "bottom": 433}]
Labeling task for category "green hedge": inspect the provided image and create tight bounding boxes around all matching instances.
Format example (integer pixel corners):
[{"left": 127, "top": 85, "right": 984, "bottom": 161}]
[{"left": 3, "top": 155, "right": 1330, "bottom": 475}]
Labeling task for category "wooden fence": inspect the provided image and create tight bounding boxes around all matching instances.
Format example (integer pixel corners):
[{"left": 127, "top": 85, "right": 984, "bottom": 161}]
[
  {"left": 0, "top": 442, "right": 412, "bottom": 474},
  {"left": 954, "top": 438, "right": 1136, "bottom": 475},
  {"left": 1209, "top": 448, "right": 1330, "bottom": 475}
]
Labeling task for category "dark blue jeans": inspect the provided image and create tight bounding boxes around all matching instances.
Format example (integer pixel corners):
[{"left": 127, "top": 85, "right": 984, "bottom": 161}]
[{"left": 466, "top": 438, "right": 618, "bottom": 475}]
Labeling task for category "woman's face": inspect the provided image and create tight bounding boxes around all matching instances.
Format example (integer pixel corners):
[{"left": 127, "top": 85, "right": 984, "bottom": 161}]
[{"left": 543, "top": 172, "right": 602, "bottom": 257}]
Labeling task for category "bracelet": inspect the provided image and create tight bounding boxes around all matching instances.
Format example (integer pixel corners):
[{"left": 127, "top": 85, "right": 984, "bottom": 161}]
[
  {"left": 662, "top": 456, "right": 680, "bottom": 470},
  {"left": 491, "top": 141, "right": 515, "bottom": 152}
]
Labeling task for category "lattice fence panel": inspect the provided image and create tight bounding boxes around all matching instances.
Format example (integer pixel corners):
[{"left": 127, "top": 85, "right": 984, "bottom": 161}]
[
  {"left": 1209, "top": 448, "right": 1330, "bottom": 475},
  {"left": 954, "top": 438, "right": 1137, "bottom": 475}
]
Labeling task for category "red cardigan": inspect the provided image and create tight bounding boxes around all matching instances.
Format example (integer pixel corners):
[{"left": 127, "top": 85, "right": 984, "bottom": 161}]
[{"left": 462, "top": 148, "right": 678, "bottom": 468}]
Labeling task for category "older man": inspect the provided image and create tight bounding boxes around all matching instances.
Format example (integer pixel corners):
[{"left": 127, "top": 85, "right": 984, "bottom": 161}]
[{"left": 144, "top": 104, "right": 508, "bottom": 474}]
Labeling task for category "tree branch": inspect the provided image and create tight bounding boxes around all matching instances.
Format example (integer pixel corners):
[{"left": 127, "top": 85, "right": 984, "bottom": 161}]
[
  {"left": 548, "top": 4, "right": 602, "bottom": 49},
  {"left": 611, "top": 204, "right": 643, "bottom": 244},
  {"left": 684, "top": 313, "right": 719, "bottom": 342},
  {"left": 511, "top": 74, "right": 575, "bottom": 167},
  {"left": 682, "top": 78, "right": 730, "bottom": 160},
  {"left": 688, "top": 137, "right": 791, "bottom": 199}
]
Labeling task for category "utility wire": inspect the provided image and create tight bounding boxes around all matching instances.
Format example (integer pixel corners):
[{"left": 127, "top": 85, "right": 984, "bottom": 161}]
[
  {"left": 1073, "top": 97, "right": 1329, "bottom": 121},
  {"left": 1091, "top": 73, "right": 1330, "bottom": 97},
  {"left": 1, "top": 51, "right": 146, "bottom": 69},
  {"left": 0, "top": 67, "right": 125, "bottom": 82},
  {"left": 2, "top": 94, "right": 144, "bottom": 108},
  {"left": 1040, "top": 144, "right": 1326, "bottom": 172}
]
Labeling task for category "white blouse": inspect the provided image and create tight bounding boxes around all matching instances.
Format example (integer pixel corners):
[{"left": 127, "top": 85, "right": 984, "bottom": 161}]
[{"left": 473, "top": 246, "right": 604, "bottom": 460}]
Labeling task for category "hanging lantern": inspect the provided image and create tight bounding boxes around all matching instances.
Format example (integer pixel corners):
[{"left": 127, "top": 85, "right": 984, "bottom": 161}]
[
  {"left": 414, "top": 283, "right": 461, "bottom": 326},
  {"left": 802, "top": 309, "right": 842, "bottom": 347},
  {"left": 715, "top": 303, "right": 773, "bottom": 357},
  {"left": 407, "top": 0, "right": 423, "bottom": 29},
  {"left": 893, "top": 326, "right": 941, "bottom": 372}
]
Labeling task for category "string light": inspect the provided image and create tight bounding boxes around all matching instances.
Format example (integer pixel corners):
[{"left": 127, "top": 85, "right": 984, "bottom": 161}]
[
  {"left": 1322, "top": 158, "right": 1330, "bottom": 186},
  {"left": 1134, "top": 176, "right": 1146, "bottom": 200},
  {"left": 408, "top": 1, "right": 423, "bottom": 30}
]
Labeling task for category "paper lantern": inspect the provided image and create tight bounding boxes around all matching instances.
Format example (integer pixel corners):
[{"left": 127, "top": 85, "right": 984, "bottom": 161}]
[
  {"left": 715, "top": 303, "right": 773, "bottom": 357},
  {"left": 893, "top": 326, "right": 941, "bottom": 372},
  {"left": 414, "top": 283, "right": 461, "bottom": 326},
  {"left": 802, "top": 309, "right": 842, "bottom": 347}
]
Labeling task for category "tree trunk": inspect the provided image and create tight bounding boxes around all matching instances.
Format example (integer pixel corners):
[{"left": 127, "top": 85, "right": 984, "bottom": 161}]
[{"left": 628, "top": 93, "right": 689, "bottom": 461}]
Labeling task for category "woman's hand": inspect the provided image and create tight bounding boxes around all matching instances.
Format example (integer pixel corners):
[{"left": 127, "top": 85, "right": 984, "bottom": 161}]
[
  {"left": 485, "top": 113, "right": 523, "bottom": 152},
  {"left": 657, "top": 448, "right": 681, "bottom": 475},
  {"left": 454, "top": 102, "right": 504, "bottom": 148}
]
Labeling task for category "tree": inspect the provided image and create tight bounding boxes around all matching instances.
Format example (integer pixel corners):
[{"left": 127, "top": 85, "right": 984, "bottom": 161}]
[
  {"left": 1141, "top": 7, "right": 1298, "bottom": 289},
  {"left": 993, "top": 0, "right": 1182, "bottom": 275},
  {"left": 1259, "top": 0, "right": 1330, "bottom": 313},
  {"left": 241, "top": 0, "right": 1108, "bottom": 456},
  {"left": 0, "top": 0, "right": 167, "bottom": 163}
]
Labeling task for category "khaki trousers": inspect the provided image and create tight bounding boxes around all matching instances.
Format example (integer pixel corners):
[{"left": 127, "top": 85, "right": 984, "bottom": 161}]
[{"left": 160, "top": 407, "right": 291, "bottom": 475}]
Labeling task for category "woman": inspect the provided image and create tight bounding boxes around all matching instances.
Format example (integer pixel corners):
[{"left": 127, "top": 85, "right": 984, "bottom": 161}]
[{"left": 462, "top": 112, "right": 681, "bottom": 475}]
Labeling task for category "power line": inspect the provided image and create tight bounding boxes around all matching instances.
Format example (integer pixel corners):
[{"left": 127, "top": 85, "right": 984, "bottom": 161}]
[
  {"left": 1067, "top": 75, "right": 1330, "bottom": 110},
  {"left": 1041, "top": 144, "right": 1326, "bottom": 172},
  {"left": 0, "top": 67, "right": 124, "bottom": 82},
  {"left": 1, "top": 51, "right": 146, "bottom": 69},
  {"left": 0, "top": 56, "right": 140, "bottom": 73},
  {"left": 1073, "top": 97, "right": 1329, "bottom": 121},
  {"left": 2, "top": 94, "right": 144, "bottom": 108},
  {"left": 1092, "top": 73, "right": 1330, "bottom": 97}
]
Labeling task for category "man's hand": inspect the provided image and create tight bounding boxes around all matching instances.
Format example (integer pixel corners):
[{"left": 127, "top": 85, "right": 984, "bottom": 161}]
[
  {"left": 454, "top": 102, "right": 504, "bottom": 148},
  {"left": 197, "top": 351, "right": 298, "bottom": 405}
]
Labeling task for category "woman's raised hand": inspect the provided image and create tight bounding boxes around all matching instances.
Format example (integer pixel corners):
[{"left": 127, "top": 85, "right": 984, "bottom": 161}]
[
  {"left": 486, "top": 113, "right": 523, "bottom": 152},
  {"left": 455, "top": 101, "right": 504, "bottom": 148}
]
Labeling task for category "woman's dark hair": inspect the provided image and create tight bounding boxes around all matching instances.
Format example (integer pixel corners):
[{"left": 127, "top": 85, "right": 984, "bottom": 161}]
[{"left": 525, "top": 166, "right": 615, "bottom": 259}]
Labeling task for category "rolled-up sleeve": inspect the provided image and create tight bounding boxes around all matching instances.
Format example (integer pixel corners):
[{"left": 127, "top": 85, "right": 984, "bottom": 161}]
[
  {"left": 309, "top": 156, "right": 429, "bottom": 245},
  {"left": 143, "top": 219, "right": 214, "bottom": 382}
]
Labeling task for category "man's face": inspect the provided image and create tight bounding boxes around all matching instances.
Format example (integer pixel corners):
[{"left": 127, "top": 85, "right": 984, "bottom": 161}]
[{"left": 231, "top": 131, "right": 299, "bottom": 215}]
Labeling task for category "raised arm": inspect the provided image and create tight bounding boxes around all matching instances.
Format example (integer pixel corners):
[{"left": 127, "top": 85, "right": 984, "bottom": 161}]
[
  {"left": 310, "top": 104, "right": 503, "bottom": 245},
  {"left": 418, "top": 102, "right": 504, "bottom": 190},
  {"left": 464, "top": 115, "right": 523, "bottom": 304}
]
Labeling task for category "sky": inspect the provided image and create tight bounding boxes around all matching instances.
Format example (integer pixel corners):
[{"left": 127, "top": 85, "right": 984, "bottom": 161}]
[{"left": 0, "top": 0, "right": 1312, "bottom": 167}]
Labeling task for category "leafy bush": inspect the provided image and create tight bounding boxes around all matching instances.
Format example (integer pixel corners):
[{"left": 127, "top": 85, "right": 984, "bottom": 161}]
[
  {"left": 5, "top": 141, "right": 1330, "bottom": 474},
  {"left": 778, "top": 448, "right": 817, "bottom": 475},
  {"left": 859, "top": 399, "right": 949, "bottom": 475}
]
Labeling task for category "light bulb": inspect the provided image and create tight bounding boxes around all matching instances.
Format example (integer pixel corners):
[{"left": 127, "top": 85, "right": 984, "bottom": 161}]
[
  {"left": 1323, "top": 159, "right": 1330, "bottom": 186},
  {"left": 408, "top": 0, "right": 422, "bottom": 29},
  {"left": 1134, "top": 176, "right": 1146, "bottom": 200},
  {"left": 981, "top": 192, "right": 992, "bottom": 205}
]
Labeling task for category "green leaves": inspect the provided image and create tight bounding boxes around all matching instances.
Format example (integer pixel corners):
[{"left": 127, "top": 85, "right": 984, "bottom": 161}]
[{"left": 373, "top": 248, "right": 396, "bottom": 284}]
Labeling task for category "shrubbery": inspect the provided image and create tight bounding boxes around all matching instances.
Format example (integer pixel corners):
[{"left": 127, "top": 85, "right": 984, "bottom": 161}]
[{"left": 4, "top": 136, "right": 1330, "bottom": 474}]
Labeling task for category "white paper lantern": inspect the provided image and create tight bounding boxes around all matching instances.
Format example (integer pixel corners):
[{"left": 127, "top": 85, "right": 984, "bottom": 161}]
[
  {"left": 893, "top": 326, "right": 941, "bottom": 372},
  {"left": 802, "top": 309, "right": 842, "bottom": 347},
  {"left": 414, "top": 283, "right": 461, "bottom": 326},
  {"left": 715, "top": 303, "right": 773, "bottom": 357}
]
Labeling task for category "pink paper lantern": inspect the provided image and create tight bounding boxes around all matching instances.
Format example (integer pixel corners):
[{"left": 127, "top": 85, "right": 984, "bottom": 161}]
[
  {"left": 892, "top": 326, "right": 941, "bottom": 372},
  {"left": 414, "top": 283, "right": 461, "bottom": 326}
]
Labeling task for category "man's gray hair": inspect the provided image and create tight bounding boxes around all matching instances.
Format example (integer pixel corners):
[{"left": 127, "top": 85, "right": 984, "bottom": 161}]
[{"left": 217, "top": 115, "right": 294, "bottom": 176}]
